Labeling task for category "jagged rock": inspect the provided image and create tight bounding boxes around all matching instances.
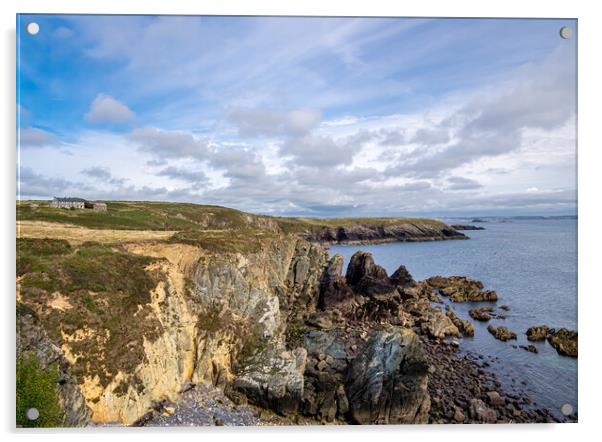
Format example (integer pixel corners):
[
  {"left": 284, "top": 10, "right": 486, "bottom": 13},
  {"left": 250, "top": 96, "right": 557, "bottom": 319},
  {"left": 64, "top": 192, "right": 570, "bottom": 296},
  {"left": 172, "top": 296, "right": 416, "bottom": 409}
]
[
  {"left": 390, "top": 264, "right": 417, "bottom": 288},
  {"left": 499, "top": 305, "right": 510, "bottom": 311},
  {"left": 469, "top": 398, "right": 497, "bottom": 423},
  {"left": 345, "top": 251, "right": 397, "bottom": 297},
  {"left": 469, "top": 307, "right": 493, "bottom": 321},
  {"left": 526, "top": 325, "right": 549, "bottom": 342},
  {"left": 231, "top": 347, "right": 307, "bottom": 416},
  {"left": 487, "top": 325, "right": 517, "bottom": 341},
  {"left": 426, "top": 276, "right": 498, "bottom": 302},
  {"left": 318, "top": 255, "right": 357, "bottom": 313},
  {"left": 446, "top": 309, "right": 475, "bottom": 337},
  {"left": 346, "top": 328, "right": 430, "bottom": 424},
  {"left": 547, "top": 328, "right": 577, "bottom": 357}
]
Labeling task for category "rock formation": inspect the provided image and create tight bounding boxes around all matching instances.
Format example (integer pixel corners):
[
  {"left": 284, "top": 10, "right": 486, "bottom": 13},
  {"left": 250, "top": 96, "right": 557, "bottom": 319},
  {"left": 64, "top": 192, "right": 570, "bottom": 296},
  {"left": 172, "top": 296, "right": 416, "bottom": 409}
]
[
  {"left": 346, "top": 328, "right": 430, "bottom": 424},
  {"left": 451, "top": 225, "right": 486, "bottom": 231},
  {"left": 426, "top": 276, "right": 498, "bottom": 302},
  {"left": 487, "top": 325, "right": 517, "bottom": 341},
  {"left": 526, "top": 325, "right": 549, "bottom": 341},
  {"left": 547, "top": 328, "right": 577, "bottom": 357}
]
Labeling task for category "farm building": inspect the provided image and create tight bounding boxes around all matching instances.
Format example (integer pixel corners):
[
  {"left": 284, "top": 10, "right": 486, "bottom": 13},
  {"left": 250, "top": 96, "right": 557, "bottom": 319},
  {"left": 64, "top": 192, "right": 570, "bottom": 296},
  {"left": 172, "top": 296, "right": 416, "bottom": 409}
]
[
  {"left": 50, "top": 197, "right": 85, "bottom": 209},
  {"left": 92, "top": 202, "right": 107, "bottom": 211}
]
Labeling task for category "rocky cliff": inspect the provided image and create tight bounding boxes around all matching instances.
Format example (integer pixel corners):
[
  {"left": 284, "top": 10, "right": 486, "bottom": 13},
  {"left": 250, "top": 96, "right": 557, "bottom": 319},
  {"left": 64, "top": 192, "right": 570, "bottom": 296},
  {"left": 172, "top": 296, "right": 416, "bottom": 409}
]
[
  {"left": 296, "top": 221, "right": 467, "bottom": 244},
  {"left": 18, "top": 228, "right": 447, "bottom": 426}
]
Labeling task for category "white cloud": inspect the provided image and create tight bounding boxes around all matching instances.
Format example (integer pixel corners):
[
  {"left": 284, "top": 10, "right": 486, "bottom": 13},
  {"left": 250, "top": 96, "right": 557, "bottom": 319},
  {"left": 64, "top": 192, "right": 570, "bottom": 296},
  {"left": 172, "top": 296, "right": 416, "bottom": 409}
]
[
  {"left": 128, "top": 127, "right": 209, "bottom": 160},
  {"left": 85, "top": 94, "right": 135, "bottom": 124},
  {"left": 19, "top": 128, "right": 60, "bottom": 148}
]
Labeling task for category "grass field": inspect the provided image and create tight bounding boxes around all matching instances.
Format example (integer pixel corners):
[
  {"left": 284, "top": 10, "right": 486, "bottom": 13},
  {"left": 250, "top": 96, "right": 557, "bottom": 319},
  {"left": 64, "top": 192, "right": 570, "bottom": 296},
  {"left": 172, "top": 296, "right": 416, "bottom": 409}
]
[
  {"left": 18, "top": 200, "right": 447, "bottom": 235},
  {"left": 17, "top": 221, "right": 177, "bottom": 245}
]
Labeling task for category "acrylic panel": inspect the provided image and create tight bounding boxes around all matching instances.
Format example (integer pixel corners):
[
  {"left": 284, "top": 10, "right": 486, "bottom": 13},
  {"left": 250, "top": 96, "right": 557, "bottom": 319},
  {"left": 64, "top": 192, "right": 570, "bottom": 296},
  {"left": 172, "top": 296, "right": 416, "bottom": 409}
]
[{"left": 16, "top": 14, "right": 577, "bottom": 427}]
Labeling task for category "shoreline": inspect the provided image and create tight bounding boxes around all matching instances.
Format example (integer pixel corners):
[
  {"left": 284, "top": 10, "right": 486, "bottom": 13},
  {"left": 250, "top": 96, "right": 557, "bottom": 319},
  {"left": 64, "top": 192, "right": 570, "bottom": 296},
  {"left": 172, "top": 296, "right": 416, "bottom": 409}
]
[
  {"left": 421, "top": 337, "right": 575, "bottom": 423},
  {"left": 312, "top": 235, "right": 469, "bottom": 247}
]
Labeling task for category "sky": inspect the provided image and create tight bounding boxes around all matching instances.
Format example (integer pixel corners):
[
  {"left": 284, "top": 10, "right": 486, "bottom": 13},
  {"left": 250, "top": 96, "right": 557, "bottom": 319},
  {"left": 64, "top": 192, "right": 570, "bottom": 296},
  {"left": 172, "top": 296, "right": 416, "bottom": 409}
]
[{"left": 16, "top": 15, "right": 577, "bottom": 217}]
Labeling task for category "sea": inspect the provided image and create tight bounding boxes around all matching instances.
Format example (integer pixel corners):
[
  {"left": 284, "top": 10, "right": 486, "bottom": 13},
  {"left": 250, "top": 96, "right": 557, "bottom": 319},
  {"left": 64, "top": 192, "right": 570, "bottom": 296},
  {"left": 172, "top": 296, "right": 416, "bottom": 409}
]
[{"left": 328, "top": 217, "right": 578, "bottom": 419}]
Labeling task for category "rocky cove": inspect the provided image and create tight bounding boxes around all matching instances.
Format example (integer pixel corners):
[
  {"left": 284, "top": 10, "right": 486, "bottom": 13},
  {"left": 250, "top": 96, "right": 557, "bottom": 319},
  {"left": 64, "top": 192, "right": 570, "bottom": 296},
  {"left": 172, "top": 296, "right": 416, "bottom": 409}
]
[{"left": 16, "top": 211, "right": 577, "bottom": 426}]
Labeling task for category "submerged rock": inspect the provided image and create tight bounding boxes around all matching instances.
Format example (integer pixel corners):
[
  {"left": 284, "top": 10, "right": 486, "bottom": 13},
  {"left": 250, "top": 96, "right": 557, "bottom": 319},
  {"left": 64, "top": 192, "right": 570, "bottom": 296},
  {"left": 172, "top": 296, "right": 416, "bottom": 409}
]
[
  {"left": 469, "top": 307, "right": 493, "bottom": 321},
  {"left": 526, "top": 325, "right": 549, "bottom": 342},
  {"left": 547, "top": 328, "right": 578, "bottom": 357},
  {"left": 487, "top": 325, "right": 517, "bottom": 341},
  {"left": 519, "top": 345, "right": 539, "bottom": 354},
  {"left": 346, "top": 328, "right": 430, "bottom": 424}
]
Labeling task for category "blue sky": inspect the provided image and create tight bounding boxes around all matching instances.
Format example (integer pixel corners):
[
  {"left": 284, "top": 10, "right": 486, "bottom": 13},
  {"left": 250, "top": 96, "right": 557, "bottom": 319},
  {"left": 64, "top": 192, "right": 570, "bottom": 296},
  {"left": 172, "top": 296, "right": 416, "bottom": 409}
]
[{"left": 17, "top": 15, "right": 577, "bottom": 216}]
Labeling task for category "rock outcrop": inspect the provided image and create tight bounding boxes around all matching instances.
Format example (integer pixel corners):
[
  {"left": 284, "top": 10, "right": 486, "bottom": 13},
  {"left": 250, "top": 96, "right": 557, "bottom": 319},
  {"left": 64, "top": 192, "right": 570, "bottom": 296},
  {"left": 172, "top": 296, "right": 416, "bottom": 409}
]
[
  {"left": 300, "top": 221, "right": 467, "bottom": 244},
  {"left": 547, "top": 328, "right": 578, "bottom": 357},
  {"left": 346, "top": 328, "right": 430, "bottom": 424},
  {"left": 487, "top": 325, "right": 517, "bottom": 341},
  {"left": 451, "top": 225, "right": 485, "bottom": 231},
  {"left": 446, "top": 309, "right": 475, "bottom": 337},
  {"left": 230, "top": 347, "right": 307, "bottom": 416},
  {"left": 426, "top": 276, "right": 498, "bottom": 303},
  {"left": 469, "top": 307, "right": 493, "bottom": 321},
  {"left": 526, "top": 325, "right": 549, "bottom": 342}
]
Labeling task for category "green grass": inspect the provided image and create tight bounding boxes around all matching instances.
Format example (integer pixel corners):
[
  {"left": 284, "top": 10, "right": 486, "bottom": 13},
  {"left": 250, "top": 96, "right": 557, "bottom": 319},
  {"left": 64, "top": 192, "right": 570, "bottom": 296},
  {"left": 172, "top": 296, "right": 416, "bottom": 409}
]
[
  {"left": 17, "top": 200, "right": 448, "bottom": 236},
  {"left": 16, "top": 355, "right": 64, "bottom": 428}
]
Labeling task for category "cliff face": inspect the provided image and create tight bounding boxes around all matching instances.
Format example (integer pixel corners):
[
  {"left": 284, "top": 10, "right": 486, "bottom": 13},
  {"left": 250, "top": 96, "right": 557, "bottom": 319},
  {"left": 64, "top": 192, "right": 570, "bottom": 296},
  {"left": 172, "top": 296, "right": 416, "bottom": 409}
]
[
  {"left": 18, "top": 233, "right": 440, "bottom": 426},
  {"left": 18, "top": 237, "right": 328, "bottom": 424}
]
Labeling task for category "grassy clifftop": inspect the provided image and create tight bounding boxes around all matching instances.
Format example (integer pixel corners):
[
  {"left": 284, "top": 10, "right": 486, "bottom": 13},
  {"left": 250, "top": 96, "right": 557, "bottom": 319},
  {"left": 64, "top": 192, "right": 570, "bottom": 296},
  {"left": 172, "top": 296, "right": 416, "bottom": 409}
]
[{"left": 17, "top": 200, "right": 462, "bottom": 245}]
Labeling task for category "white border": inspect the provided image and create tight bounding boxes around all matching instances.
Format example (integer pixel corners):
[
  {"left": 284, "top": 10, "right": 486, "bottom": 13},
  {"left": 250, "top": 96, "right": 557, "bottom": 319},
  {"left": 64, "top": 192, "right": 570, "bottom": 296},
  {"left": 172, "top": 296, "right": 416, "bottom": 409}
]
[{"left": 2, "top": 1, "right": 601, "bottom": 442}]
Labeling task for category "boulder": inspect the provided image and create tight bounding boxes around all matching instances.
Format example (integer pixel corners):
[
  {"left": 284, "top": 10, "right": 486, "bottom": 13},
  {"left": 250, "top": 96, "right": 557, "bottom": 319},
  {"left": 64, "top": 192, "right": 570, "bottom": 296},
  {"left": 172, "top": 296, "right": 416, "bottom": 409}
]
[
  {"left": 419, "top": 308, "right": 460, "bottom": 339},
  {"left": 487, "top": 325, "right": 517, "bottom": 341},
  {"left": 547, "top": 328, "right": 578, "bottom": 357},
  {"left": 486, "top": 391, "right": 505, "bottom": 407},
  {"left": 446, "top": 309, "right": 475, "bottom": 337},
  {"left": 346, "top": 328, "right": 430, "bottom": 424},
  {"left": 469, "top": 398, "right": 497, "bottom": 423},
  {"left": 526, "top": 325, "right": 549, "bottom": 342}
]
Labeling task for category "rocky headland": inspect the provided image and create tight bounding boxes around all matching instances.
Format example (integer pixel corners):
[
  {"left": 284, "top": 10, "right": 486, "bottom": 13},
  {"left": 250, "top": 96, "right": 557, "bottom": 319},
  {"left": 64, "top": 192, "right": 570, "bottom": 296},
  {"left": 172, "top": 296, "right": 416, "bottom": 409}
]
[
  {"left": 16, "top": 201, "right": 576, "bottom": 426},
  {"left": 451, "top": 225, "right": 486, "bottom": 231}
]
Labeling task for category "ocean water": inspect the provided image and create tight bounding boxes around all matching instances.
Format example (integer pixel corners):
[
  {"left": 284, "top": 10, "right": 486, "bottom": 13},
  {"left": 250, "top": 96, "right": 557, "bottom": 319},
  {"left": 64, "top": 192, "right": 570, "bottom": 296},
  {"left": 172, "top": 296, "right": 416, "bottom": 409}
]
[{"left": 328, "top": 218, "right": 577, "bottom": 417}]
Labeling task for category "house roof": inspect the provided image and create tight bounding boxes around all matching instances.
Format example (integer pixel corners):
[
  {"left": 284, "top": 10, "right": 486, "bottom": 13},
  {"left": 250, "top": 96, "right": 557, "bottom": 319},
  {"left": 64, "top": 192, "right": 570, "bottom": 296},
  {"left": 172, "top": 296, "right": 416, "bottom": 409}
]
[{"left": 53, "top": 197, "right": 86, "bottom": 202}]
